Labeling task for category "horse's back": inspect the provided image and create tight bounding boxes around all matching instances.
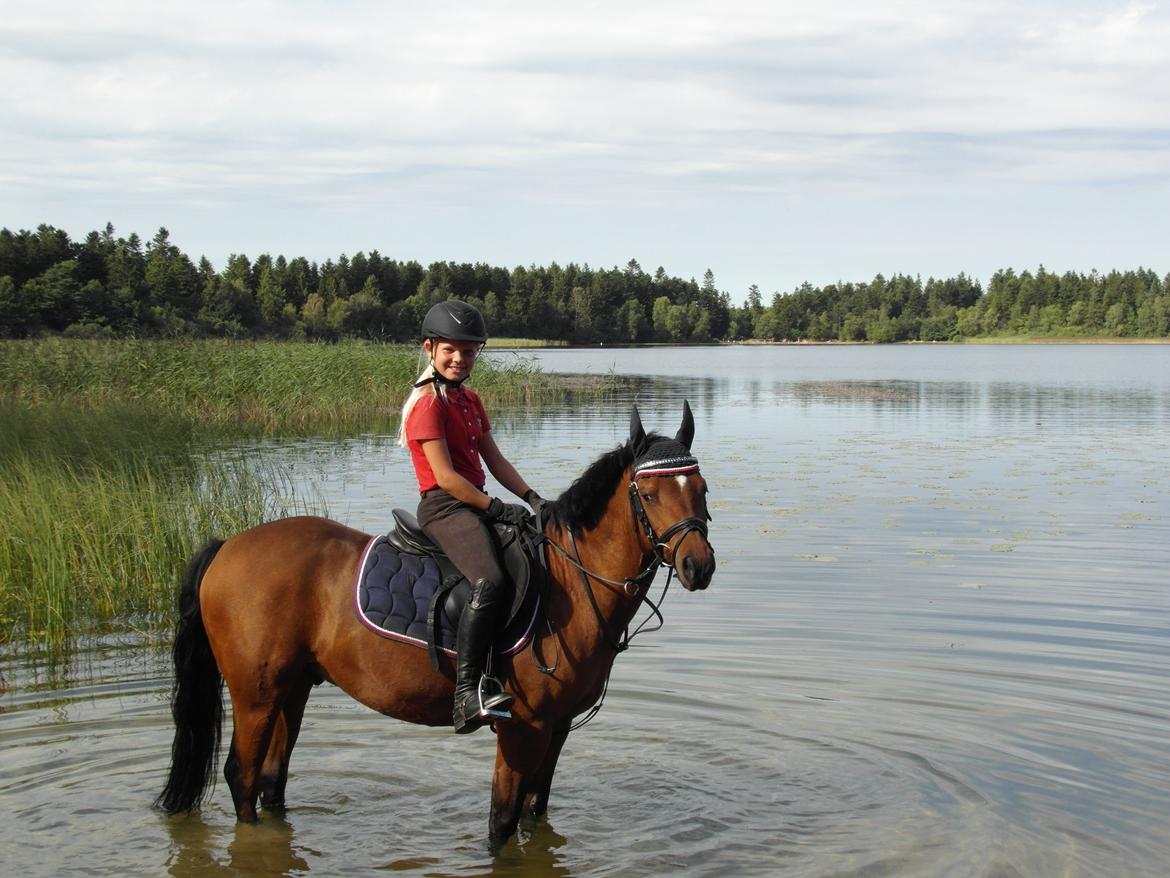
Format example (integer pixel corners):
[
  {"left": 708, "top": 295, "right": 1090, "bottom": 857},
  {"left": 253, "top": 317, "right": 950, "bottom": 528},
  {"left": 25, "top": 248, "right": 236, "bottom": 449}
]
[
  {"left": 199, "top": 514, "right": 452, "bottom": 723},
  {"left": 226, "top": 514, "right": 368, "bottom": 547},
  {"left": 199, "top": 516, "right": 370, "bottom": 658}
]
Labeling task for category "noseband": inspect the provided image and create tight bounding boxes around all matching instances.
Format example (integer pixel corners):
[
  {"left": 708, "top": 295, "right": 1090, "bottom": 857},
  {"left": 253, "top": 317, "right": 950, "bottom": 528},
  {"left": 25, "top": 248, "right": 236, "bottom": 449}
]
[{"left": 628, "top": 478, "right": 709, "bottom": 574}]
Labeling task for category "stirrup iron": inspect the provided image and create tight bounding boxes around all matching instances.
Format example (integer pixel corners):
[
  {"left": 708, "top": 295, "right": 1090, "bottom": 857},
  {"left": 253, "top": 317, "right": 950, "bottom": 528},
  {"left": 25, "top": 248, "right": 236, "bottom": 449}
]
[
  {"left": 478, "top": 674, "right": 513, "bottom": 719},
  {"left": 479, "top": 651, "right": 513, "bottom": 718}
]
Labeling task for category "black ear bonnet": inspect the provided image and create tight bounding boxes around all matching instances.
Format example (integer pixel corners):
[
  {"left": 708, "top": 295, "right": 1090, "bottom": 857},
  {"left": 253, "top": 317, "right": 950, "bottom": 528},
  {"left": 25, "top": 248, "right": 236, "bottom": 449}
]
[
  {"left": 629, "top": 401, "right": 700, "bottom": 478},
  {"left": 633, "top": 439, "right": 699, "bottom": 478}
]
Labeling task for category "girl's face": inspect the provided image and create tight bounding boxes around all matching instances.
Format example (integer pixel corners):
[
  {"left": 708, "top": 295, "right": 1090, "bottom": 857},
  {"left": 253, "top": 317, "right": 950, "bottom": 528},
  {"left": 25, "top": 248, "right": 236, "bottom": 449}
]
[{"left": 425, "top": 338, "right": 481, "bottom": 382}]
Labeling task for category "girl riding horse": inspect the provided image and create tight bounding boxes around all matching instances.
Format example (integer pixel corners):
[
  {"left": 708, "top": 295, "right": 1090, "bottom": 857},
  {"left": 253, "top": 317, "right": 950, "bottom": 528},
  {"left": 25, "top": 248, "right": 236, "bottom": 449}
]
[{"left": 399, "top": 300, "right": 542, "bottom": 733}]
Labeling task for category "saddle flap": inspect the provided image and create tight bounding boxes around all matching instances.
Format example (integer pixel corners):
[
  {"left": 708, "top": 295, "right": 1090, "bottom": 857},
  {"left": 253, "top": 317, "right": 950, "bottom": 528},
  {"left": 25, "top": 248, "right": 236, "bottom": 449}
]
[
  {"left": 497, "top": 525, "right": 533, "bottom": 624},
  {"left": 432, "top": 528, "right": 532, "bottom": 628}
]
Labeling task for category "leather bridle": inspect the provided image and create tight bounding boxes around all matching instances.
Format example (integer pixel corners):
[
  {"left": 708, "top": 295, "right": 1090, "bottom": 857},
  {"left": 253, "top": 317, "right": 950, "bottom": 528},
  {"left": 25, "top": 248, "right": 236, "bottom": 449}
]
[
  {"left": 628, "top": 478, "right": 710, "bottom": 575},
  {"left": 530, "top": 467, "right": 711, "bottom": 730},
  {"left": 541, "top": 469, "right": 710, "bottom": 652}
]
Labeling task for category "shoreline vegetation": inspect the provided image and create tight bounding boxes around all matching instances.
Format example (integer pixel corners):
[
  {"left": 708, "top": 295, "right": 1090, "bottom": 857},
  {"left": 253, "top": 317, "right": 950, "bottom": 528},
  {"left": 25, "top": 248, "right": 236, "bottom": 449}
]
[
  {"left": 0, "top": 339, "right": 626, "bottom": 651},
  {"left": 0, "top": 338, "right": 621, "bottom": 432},
  {"left": 1, "top": 224, "right": 1166, "bottom": 345}
]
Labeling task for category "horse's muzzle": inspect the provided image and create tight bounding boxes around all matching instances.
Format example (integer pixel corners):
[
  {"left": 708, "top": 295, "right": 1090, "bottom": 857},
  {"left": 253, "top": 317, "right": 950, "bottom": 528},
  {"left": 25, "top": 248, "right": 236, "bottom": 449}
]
[{"left": 678, "top": 541, "right": 715, "bottom": 591}]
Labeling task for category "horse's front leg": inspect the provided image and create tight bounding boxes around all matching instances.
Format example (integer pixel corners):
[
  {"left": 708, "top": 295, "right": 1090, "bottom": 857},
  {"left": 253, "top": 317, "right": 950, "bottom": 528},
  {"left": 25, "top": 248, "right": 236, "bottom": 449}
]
[
  {"left": 525, "top": 724, "right": 569, "bottom": 820},
  {"left": 489, "top": 724, "right": 551, "bottom": 851}
]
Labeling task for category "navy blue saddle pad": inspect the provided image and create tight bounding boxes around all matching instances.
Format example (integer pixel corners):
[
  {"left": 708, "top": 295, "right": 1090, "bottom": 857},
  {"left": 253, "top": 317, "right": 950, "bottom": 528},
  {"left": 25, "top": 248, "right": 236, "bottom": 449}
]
[{"left": 353, "top": 531, "right": 539, "bottom": 662}]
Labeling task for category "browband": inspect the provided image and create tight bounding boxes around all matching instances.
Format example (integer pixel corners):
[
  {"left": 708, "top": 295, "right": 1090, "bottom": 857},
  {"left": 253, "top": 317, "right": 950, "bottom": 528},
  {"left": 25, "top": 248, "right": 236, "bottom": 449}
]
[{"left": 633, "top": 454, "right": 700, "bottom": 479}]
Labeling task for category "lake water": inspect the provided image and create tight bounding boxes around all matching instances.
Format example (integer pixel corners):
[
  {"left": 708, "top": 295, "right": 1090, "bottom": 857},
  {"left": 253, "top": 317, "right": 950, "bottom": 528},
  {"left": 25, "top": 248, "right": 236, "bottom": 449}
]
[{"left": 2, "top": 344, "right": 1169, "bottom": 877}]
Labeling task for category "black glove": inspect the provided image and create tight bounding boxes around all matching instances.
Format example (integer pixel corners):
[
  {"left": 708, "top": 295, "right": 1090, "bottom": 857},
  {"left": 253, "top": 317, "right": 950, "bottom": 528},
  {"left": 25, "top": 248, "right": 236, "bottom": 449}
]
[{"left": 486, "top": 496, "right": 531, "bottom": 526}]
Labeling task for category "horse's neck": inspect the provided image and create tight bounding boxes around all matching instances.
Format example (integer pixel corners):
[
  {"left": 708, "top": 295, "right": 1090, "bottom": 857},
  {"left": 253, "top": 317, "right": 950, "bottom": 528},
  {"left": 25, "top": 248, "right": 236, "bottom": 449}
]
[{"left": 555, "top": 483, "right": 652, "bottom": 630}]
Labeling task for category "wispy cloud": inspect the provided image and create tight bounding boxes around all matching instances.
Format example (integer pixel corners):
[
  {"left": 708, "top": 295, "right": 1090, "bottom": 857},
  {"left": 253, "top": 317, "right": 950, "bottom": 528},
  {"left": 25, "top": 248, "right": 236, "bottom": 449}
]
[{"left": 2, "top": 1, "right": 1166, "bottom": 289}]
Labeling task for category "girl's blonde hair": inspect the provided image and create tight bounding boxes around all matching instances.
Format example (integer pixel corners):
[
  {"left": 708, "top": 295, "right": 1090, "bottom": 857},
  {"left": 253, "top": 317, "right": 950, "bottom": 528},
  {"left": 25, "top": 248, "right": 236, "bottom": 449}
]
[{"left": 398, "top": 364, "right": 437, "bottom": 448}]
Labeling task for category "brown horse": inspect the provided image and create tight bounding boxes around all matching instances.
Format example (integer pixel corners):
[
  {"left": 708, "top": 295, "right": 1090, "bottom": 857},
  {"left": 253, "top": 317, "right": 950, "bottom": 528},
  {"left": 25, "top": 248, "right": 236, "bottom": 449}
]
[{"left": 156, "top": 402, "right": 714, "bottom": 849}]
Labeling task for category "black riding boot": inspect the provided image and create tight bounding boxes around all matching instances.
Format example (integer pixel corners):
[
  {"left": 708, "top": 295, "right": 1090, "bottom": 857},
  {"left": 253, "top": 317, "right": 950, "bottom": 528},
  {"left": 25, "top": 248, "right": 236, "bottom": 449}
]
[{"left": 452, "top": 578, "right": 515, "bottom": 734}]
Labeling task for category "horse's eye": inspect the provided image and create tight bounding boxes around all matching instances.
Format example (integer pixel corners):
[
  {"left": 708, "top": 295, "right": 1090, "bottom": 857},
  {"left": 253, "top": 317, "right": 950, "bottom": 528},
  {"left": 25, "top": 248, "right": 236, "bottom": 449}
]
[{"left": 641, "top": 492, "right": 655, "bottom": 503}]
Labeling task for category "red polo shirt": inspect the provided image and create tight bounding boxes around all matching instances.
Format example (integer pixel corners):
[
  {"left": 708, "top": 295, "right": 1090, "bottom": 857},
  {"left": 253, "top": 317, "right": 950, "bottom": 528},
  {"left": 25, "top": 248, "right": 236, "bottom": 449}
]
[{"left": 405, "top": 386, "right": 491, "bottom": 493}]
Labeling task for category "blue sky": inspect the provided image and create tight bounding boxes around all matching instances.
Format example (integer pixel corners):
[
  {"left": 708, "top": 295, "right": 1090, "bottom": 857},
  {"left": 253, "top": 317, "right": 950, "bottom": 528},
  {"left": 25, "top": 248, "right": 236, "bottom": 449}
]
[{"left": 2, "top": 1, "right": 1167, "bottom": 302}]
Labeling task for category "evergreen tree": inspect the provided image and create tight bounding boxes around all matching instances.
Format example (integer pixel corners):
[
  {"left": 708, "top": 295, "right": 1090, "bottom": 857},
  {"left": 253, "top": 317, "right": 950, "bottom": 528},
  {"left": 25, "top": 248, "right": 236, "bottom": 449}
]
[
  {"left": 0, "top": 275, "right": 26, "bottom": 336},
  {"left": 1, "top": 221, "right": 1165, "bottom": 343},
  {"left": 747, "top": 284, "right": 763, "bottom": 312},
  {"left": 145, "top": 228, "right": 201, "bottom": 322},
  {"left": 256, "top": 266, "right": 287, "bottom": 331},
  {"left": 20, "top": 261, "right": 83, "bottom": 332}
]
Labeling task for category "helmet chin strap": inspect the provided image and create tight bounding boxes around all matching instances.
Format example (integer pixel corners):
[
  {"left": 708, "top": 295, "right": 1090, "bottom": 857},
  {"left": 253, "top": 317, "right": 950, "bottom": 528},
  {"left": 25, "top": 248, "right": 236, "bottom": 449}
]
[
  {"left": 413, "top": 372, "right": 466, "bottom": 389},
  {"left": 413, "top": 358, "right": 468, "bottom": 389}
]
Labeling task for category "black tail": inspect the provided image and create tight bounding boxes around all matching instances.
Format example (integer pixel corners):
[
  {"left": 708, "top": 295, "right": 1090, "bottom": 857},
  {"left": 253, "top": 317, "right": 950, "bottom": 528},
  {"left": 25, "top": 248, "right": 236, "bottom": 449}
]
[{"left": 155, "top": 538, "right": 226, "bottom": 814}]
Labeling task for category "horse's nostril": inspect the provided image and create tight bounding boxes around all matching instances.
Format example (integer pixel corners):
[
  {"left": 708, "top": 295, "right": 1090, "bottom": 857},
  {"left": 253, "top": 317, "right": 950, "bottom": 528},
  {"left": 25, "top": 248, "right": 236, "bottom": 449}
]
[{"left": 682, "top": 553, "right": 714, "bottom": 590}]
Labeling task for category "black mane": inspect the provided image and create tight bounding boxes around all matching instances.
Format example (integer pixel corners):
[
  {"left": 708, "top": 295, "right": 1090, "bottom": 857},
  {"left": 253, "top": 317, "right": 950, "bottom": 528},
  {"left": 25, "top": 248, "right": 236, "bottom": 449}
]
[{"left": 546, "top": 432, "right": 665, "bottom": 532}]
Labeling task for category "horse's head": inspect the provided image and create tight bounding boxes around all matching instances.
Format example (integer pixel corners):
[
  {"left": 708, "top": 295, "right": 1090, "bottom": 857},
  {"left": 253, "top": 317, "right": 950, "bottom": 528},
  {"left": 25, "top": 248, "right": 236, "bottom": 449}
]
[{"left": 628, "top": 401, "right": 716, "bottom": 592}]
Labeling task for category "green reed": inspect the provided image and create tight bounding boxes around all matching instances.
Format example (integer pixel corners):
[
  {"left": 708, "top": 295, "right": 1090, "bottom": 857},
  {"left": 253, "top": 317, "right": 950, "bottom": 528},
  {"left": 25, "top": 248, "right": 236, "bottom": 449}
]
[
  {"left": 0, "top": 401, "right": 324, "bottom": 648},
  {"left": 0, "top": 338, "right": 570, "bottom": 434}
]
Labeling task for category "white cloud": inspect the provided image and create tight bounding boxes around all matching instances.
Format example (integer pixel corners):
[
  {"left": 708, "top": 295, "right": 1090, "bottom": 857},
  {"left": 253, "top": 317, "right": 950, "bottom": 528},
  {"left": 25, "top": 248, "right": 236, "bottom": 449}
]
[
  {"left": 1048, "top": 2, "right": 1168, "bottom": 66},
  {"left": 1, "top": 1, "right": 1166, "bottom": 290}
]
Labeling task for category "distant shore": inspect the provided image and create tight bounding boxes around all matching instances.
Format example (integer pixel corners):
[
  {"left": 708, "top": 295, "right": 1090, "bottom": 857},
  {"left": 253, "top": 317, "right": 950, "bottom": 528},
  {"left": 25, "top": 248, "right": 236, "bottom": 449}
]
[
  {"left": 499, "top": 335, "right": 1170, "bottom": 348},
  {"left": 951, "top": 336, "right": 1170, "bottom": 345},
  {"left": 724, "top": 336, "right": 1170, "bottom": 346}
]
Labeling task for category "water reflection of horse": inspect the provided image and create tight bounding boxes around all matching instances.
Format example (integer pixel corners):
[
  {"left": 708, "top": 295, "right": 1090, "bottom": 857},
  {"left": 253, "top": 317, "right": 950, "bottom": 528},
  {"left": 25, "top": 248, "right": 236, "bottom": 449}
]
[
  {"left": 164, "top": 817, "right": 313, "bottom": 877},
  {"left": 156, "top": 403, "right": 715, "bottom": 849}
]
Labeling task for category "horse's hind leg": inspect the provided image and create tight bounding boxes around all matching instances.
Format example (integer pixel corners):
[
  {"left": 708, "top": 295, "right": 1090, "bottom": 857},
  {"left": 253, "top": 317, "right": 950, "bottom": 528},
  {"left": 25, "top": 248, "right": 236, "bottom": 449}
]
[
  {"left": 223, "top": 691, "right": 283, "bottom": 822},
  {"left": 258, "top": 675, "right": 314, "bottom": 813}
]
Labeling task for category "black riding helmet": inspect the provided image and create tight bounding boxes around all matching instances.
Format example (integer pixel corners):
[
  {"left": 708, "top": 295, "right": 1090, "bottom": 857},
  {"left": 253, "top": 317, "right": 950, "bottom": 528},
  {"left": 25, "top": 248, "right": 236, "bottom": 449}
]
[{"left": 420, "top": 300, "right": 488, "bottom": 344}]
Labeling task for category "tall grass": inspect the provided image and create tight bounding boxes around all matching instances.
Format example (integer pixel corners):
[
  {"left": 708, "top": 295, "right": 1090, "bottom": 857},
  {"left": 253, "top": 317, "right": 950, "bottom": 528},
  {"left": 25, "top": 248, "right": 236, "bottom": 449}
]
[
  {"left": 0, "top": 398, "right": 196, "bottom": 469},
  {"left": 489, "top": 338, "right": 569, "bottom": 348},
  {"left": 0, "top": 402, "right": 323, "bottom": 648},
  {"left": 0, "top": 452, "right": 309, "bottom": 644},
  {"left": 0, "top": 338, "right": 572, "bottom": 434}
]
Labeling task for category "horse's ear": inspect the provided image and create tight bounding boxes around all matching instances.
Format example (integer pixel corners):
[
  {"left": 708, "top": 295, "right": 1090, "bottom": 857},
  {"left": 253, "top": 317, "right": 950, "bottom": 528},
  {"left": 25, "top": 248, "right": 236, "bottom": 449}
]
[
  {"left": 629, "top": 405, "right": 647, "bottom": 455},
  {"left": 676, "top": 399, "right": 695, "bottom": 450}
]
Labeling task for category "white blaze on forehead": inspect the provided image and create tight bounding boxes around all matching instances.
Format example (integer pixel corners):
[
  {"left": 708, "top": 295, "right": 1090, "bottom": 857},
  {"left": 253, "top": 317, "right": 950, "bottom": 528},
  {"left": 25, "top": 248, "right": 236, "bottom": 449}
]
[{"left": 676, "top": 475, "right": 688, "bottom": 490}]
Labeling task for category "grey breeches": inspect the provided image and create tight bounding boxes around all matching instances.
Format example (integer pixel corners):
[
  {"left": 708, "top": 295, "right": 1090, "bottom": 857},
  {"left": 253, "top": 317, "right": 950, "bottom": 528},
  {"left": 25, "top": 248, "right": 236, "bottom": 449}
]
[{"left": 416, "top": 489, "right": 506, "bottom": 587}]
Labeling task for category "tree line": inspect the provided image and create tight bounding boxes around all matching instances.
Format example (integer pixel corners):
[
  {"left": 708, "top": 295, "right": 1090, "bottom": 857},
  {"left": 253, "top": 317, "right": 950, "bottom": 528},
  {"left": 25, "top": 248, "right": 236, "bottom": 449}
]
[{"left": 2, "top": 223, "right": 1167, "bottom": 342}]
